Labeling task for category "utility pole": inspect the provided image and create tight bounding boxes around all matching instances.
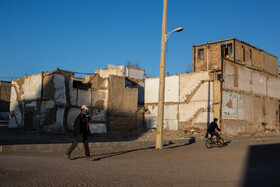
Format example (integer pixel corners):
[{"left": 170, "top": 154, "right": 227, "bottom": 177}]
[{"left": 156, "top": 0, "right": 167, "bottom": 149}]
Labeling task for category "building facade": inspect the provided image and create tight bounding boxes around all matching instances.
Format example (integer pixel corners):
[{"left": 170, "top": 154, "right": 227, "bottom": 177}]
[
  {"left": 8, "top": 67, "right": 144, "bottom": 134},
  {"left": 145, "top": 38, "right": 280, "bottom": 137}
]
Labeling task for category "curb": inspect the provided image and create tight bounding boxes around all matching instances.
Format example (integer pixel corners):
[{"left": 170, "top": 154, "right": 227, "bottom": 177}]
[{"left": 1, "top": 135, "right": 280, "bottom": 153}]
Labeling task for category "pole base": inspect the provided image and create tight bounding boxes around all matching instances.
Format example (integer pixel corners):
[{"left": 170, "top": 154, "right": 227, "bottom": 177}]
[{"left": 155, "top": 132, "right": 163, "bottom": 149}]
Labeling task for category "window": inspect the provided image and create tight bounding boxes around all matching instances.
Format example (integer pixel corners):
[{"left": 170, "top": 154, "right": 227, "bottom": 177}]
[
  {"left": 198, "top": 48, "right": 204, "bottom": 60},
  {"left": 73, "top": 80, "right": 91, "bottom": 89},
  {"left": 221, "top": 43, "right": 233, "bottom": 58}
]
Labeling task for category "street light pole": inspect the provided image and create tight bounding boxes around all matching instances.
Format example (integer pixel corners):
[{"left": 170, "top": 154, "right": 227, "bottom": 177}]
[
  {"left": 156, "top": 0, "right": 167, "bottom": 149},
  {"left": 156, "top": 0, "right": 183, "bottom": 149}
]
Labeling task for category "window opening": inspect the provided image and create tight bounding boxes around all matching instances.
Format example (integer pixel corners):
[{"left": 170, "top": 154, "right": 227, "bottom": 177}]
[
  {"left": 221, "top": 43, "right": 233, "bottom": 58},
  {"left": 198, "top": 48, "right": 204, "bottom": 60},
  {"left": 73, "top": 80, "right": 91, "bottom": 89}
]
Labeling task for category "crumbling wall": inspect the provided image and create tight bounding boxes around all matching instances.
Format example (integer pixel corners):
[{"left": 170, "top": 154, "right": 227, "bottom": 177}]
[
  {"left": 144, "top": 72, "right": 214, "bottom": 135},
  {"left": 107, "top": 75, "right": 140, "bottom": 131},
  {"left": 126, "top": 66, "right": 145, "bottom": 80},
  {"left": 9, "top": 74, "right": 43, "bottom": 129},
  {"left": 95, "top": 68, "right": 124, "bottom": 79},
  {"left": 9, "top": 71, "right": 71, "bottom": 133},
  {"left": 222, "top": 60, "right": 280, "bottom": 136},
  {"left": 66, "top": 74, "right": 109, "bottom": 131},
  {"left": 0, "top": 81, "right": 11, "bottom": 120},
  {"left": 8, "top": 69, "right": 143, "bottom": 134},
  {"left": 125, "top": 79, "right": 144, "bottom": 105},
  {"left": 107, "top": 64, "right": 145, "bottom": 80}
]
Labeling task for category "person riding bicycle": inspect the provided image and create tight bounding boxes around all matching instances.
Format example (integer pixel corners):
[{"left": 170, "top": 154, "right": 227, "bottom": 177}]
[{"left": 207, "top": 118, "right": 221, "bottom": 142}]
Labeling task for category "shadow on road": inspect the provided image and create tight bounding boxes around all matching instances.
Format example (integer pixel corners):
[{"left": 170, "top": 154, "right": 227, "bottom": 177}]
[
  {"left": 72, "top": 146, "right": 156, "bottom": 161},
  {"left": 242, "top": 143, "right": 280, "bottom": 187},
  {"left": 0, "top": 125, "right": 150, "bottom": 145},
  {"left": 223, "top": 140, "right": 231, "bottom": 147},
  {"left": 71, "top": 139, "right": 197, "bottom": 161},
  {"left": 167, "top": 137, "right": 196, "bottom": 149}
]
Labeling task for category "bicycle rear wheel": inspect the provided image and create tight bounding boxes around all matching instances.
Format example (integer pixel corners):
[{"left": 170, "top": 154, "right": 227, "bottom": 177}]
[
  {"left": 217, "top": 137, "right": 224, "bottom": 147},
  {"left": 206, "top": 138, "right": 213, "bottom": 148}
]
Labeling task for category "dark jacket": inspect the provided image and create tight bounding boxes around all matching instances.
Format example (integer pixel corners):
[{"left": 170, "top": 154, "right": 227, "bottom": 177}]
[
  {"left": 73, "top": 113, "right": 91, "bottom": 138},
  {"left": 207, "top": 121, "right": 221, "bottom": 133}
]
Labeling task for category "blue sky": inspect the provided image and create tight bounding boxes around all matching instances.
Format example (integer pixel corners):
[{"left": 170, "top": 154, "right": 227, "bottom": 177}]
[{"left": 0, "top": 0, "right": 279, "bottom": 80}]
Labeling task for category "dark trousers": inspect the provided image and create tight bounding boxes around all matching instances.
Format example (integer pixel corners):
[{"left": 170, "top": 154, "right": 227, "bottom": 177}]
[
  {"left": 209, "top": 132, "right": 220, "bottom": 140},
  {"left": 66, "top": 135, "right": 90, "bottom": 157}
]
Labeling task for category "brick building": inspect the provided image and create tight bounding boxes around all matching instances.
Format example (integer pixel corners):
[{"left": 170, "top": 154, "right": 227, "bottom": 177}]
[
  {"left": 145, "top": 38, "right": 279, "bottom": 137},
  {"left": 193, "top": 38, "right": 279, "bottom": 135}
]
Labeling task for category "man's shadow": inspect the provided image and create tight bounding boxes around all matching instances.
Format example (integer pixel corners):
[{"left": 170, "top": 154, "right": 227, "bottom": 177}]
[
  {"left": 71, "top": 146, "right": 155, "bottom": 161},
  {"left": 71, "top": 138, "right": 196, "bottom": 161}
]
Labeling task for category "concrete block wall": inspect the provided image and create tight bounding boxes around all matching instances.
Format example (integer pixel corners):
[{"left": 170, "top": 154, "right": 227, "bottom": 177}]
[
  {"left": 222, "top": 60, "right": 280, "bottom": 136},
  {"left": 144, "top": 71, "right": 213, "bottom": 133}
]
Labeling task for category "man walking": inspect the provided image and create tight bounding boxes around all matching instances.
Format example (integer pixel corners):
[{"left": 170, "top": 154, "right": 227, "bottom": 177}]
[{"left": 65, "top": 105, "right": 93, "bottom": 161}]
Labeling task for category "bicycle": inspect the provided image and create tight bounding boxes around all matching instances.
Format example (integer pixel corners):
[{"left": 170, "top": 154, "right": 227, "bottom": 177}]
[{"left": 206, "top": 133, "right": 224, "bottom": 148}]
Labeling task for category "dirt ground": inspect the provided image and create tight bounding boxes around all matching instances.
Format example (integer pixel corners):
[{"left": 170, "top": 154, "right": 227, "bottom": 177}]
[{"left": 1, "top": 137, "right": 280, "bottom": 186}]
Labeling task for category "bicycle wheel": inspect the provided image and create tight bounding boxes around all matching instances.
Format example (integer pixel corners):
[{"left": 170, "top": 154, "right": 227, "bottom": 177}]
[
  {"left": 217, "top": 137, "right": 224, "bottom": 147},
  {"left": 206, "top": 138, "right": 213, "bottom": 148}
]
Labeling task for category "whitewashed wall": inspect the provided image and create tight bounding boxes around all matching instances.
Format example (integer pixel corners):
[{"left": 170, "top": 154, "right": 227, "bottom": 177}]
[
  {"left": 42, "top": 108, "right": 65, "bottom": 133},
  {"left": 252, "top": 72, "right": 266, "bottom": 96},
  {"left": 54, "top": 74, "right": 66, "bottom": 106},
  {"left": 179, "top": 71, "right": 210, "bottom": 102},
  {"left": 67, "top": 108, "right": 80, "bottom": 130},
  {"left": 9, "top": 82, "right": 21, "bottom": 128},
  {"left": 69, "top": 77, "right": 77, "bottom": 106},
  {"left": 222, "top": 91, "right": 244, "bottom": 120},
  {"left": 107, "top": 64, "right": 145, "bottom": 80},
  {"left": 238, "top": 67, "right": 251, "bottom": 93},
  {"left": 22, "top": 74, "right": 42, "bottom": 101},
  {"left": 77, "top": 89, "right": 91, "bottom": 107},
  {"left": 179, "top": 102, "right": 209, "bottom": 122},
  {"left": 145, "top": 72, "right": 213, "bottom": 131},
  {"left": 144, "top": 104, "right": 178, "bottom": 130},
  {"left": 223, "top": 60, "right": 280, "bottom": 100},
  {"left": 126, "top": 67, "right": 145, "bottom": 80},
  {"left": 145, "top": 75, "right": 179, "bottom": 104},
  {"left": 267, "top": 77, "right": 280, "bottom": 99}
]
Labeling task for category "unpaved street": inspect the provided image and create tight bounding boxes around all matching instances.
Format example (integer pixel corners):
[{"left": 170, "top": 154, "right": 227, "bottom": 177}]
[{"left": 1, "top": 138, "right": 280, "bottom": 187}]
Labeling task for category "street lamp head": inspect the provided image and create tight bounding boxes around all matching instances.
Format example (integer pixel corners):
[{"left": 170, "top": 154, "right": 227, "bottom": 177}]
[{"left": 172, "top": 27, "right": 183, "bottom": 33}]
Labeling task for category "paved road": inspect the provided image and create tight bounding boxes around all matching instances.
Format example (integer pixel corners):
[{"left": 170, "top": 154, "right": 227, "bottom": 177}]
[{"left": 1, "top": 138, "right": 280, "bottom": 187}]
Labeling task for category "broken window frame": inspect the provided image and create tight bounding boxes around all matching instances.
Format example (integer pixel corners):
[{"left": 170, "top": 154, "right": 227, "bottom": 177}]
[{"left": 221, "top": 43, "right": 233, "bottom": 58}]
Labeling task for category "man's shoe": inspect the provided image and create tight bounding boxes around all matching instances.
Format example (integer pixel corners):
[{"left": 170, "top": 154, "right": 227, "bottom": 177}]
[
  {"left": 65, "top": 154, "right": 71, "bottom": 160},
  {"left": 86, "top": 156, "right": 94, "bottom": 161}
]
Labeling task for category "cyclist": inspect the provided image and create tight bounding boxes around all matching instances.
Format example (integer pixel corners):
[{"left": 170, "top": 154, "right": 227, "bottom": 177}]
[{"left": 207, "top": 118, "right": 221, "bottom": 142}]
